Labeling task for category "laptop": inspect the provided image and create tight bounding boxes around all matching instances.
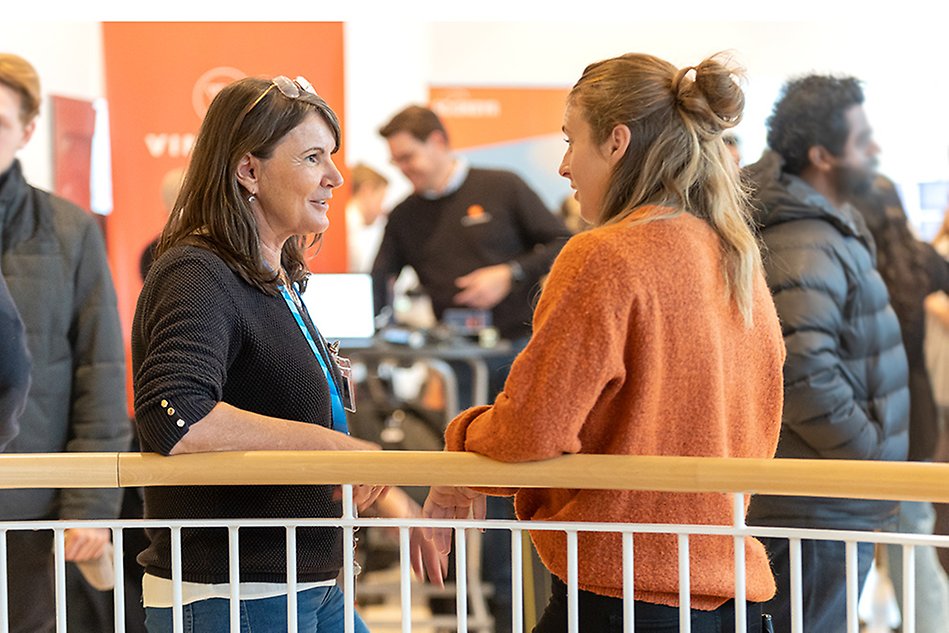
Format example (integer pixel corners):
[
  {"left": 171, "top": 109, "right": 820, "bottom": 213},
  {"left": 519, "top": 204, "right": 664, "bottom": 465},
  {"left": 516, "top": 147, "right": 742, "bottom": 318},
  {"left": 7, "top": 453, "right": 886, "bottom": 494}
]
[{"left": 298, "top": 273, "right": 377, "bottom": 349}]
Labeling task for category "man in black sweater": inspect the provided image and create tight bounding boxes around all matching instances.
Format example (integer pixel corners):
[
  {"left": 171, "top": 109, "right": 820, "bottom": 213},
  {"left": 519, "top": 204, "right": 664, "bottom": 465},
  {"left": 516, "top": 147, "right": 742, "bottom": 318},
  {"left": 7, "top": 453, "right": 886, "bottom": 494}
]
[
  {"left": 373, "top": 105, "right": 570, "bottom": 632},
  {"left": 373, "top": 105, "right": 570, "bottom": 346}
]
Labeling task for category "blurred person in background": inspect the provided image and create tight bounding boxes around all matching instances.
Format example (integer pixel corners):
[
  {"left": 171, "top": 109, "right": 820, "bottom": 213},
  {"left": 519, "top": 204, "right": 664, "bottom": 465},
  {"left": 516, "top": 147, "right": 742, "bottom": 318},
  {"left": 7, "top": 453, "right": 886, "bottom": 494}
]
[
  {"left": 374, "top": 104, "right": 572, "bottom": 631},
  {"left": 0, "top": 52, "right": 130, "bottom": 633},
  {"left": 744, "top": 74, "right": 909, "bottom": 632},
  {"left": 850, "top": 174, "right": 949, "bottom": 632},
  {"left": 345, "top": 162, "right": 389, "bottom": 273},
  {"left": 925, "top": 203, "right": 949, "bottom": 576}
]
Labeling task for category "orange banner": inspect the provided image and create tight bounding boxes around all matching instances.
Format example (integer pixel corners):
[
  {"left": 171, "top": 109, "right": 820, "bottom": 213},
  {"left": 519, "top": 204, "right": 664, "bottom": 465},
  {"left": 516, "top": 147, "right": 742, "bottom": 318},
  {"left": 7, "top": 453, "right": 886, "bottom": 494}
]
[
  {"left": 430, "top": 86, "right": 569, "bottom": 149},
  {"left": 103, "top": 22, "right": 349, "bottom": 411}
]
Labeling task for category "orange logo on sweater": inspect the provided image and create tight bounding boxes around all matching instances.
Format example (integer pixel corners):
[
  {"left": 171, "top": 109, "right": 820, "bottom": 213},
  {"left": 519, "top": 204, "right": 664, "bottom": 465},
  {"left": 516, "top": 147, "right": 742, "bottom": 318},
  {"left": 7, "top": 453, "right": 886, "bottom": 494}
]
[{"left": 461, "top": 204, "right": 492, "bottom": 227}]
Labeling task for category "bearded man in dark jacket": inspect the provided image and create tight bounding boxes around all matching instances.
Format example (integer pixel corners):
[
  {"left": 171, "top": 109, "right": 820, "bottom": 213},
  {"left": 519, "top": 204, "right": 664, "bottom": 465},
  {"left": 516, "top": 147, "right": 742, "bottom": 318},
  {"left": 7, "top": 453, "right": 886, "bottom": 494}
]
[
  {"left": 744, "top": 75, "right": 909, "bottom": 633},
  {"left": 0, "top": 53, "right": 130, "bottom": 632}
]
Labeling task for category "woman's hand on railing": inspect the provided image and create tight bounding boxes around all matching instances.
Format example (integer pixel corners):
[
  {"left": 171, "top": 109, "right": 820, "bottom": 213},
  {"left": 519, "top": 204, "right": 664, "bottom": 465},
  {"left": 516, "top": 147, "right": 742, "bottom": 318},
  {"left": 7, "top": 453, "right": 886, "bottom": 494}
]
[
  {"left": 408, "top": 486, "right": 487, "bottom": 586},
  {"left": 333, "top": 484, "right": 389, "bottom": 512},
  {"left": 409, "top": 525, "right": 448, "bottom": 587},
  {"left": 63, "top": 527, "right": 111, "bottom": 562},
  {"left": 422, "top": 486, "right": 487, "bottom": 552}
]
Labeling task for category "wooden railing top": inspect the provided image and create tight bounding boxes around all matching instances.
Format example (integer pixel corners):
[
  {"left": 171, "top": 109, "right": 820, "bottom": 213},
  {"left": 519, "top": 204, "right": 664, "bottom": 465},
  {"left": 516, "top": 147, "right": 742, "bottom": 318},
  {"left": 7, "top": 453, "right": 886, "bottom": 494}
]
[{"left": 0, "top": 451, "right": 947, "bottom": 503}]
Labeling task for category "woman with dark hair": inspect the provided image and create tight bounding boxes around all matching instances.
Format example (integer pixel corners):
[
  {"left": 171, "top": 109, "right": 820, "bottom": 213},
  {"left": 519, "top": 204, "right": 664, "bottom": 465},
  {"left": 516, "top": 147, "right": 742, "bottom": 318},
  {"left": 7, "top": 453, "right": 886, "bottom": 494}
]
[
  {"left": 926, "top": 206, "right": 949, "bottom": 448},
  {"left": 852, "top": 176, "right": 949, "bottom": 462},
  {"left": 411, "top": 53, "right": 785, "bottom": 632},
  {"left": 132, "top": 75, "right": 410, "bottom": 632},
  {"left": 850, "top": 175, "right": 949, "bottom": 631}
]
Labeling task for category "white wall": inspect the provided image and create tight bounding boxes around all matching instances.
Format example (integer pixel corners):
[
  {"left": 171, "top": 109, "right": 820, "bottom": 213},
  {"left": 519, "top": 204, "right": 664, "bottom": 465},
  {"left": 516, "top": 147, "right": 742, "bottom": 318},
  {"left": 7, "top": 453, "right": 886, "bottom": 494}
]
[
  {"left": 343, "top": 22, "right": 431, "bottom": 208},
  {"left": 423, "top": 21, "right": 949, "bottom": 181},
  {"left": 4, "top": 20, "right": 949, "bottom": 229}
]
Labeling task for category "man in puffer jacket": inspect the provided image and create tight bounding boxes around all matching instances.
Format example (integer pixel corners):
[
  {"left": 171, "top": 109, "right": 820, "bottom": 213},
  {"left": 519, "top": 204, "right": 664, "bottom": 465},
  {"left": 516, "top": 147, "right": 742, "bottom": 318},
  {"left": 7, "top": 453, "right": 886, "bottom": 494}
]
[
  {"left": 744, "top": 75, "right": 909, "bottom": 633},
  {"left": 0, "top": 53, "right": 130, "bottom": 632}
]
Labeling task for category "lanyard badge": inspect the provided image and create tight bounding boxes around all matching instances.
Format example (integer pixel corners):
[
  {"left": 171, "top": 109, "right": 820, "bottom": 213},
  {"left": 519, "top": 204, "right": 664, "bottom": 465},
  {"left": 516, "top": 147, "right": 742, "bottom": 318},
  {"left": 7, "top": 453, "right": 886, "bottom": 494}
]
[{"left": 327, "top": 340, "right": 356, "bottom": 413}]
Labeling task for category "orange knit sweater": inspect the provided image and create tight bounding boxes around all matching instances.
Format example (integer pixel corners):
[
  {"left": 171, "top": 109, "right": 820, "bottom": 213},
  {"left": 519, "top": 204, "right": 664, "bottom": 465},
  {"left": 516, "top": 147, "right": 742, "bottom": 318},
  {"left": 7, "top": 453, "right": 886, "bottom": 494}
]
[{"left": 444, "top": 207, "right": 785, "bottom": 609}]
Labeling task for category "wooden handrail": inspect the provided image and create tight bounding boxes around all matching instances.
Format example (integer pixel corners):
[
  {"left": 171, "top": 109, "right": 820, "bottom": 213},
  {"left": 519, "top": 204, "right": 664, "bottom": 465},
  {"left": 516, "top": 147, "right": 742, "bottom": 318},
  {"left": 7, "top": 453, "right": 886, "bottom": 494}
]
[{"left": 0, "top": 451, "right": 947, "bottom": 503}]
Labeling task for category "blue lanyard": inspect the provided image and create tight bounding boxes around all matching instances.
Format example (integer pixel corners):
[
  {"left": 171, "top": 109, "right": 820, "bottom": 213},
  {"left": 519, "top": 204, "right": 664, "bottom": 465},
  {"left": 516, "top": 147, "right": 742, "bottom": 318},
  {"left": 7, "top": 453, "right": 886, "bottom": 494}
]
[{"left": 278, "top": 284, "right": 348, "bottom": 434}]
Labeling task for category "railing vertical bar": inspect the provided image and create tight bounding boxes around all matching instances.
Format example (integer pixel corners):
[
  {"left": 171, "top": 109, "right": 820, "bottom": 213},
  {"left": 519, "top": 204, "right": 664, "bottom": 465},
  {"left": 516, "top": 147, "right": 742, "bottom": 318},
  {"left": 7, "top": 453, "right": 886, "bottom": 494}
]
[
  {"left": 171, "top": 527, "right": 183, "bottom": 633},
  {"left": 845, "top": 541, "right": 858, "bottom": 633},
  {"left": 399, "top": 527, "right": 411, "bottom": 633},
  {"left": 733, "top": 493, "right": 746, "bottom": 633},
  {"left": 466, "top": 530, "right": 490, "bottom": 628},
  {"left": 567, "top": 530, "right": 578, "bottom": 633},
  {"left": 228, "top": 526, "right": 240, "bottom": 633},
  {"left": 789, "top": 538, "right": 803, "bottom": 633},
  {"left": 287, "top": 526, "right": 298, "bottom": 633},
  {"left": 54, "top": 529, "right": 67, "bottom": 633},
  {"left": 903, "top": 544, "right": 916, "bottom": 633},
  {"left": 342, "top": 484, "right": 356, "bottom": 633},
  {"left": 112, "top": 527, "right": 126, "bottom": 633},
  {"left": 0, "top": 530, "right": 8, "bottom": 633},
  {"left": 678, "top": 534, "right": 690, "bottom": 633},
  {"left": 455, "top": 527, "right": 468, "bottom": 633},
  {"left": 512, "top": 529, "right": 524, "bottom": 633},
  {"left": 622, "top": 531, "right": 634, "bottom": 633}
]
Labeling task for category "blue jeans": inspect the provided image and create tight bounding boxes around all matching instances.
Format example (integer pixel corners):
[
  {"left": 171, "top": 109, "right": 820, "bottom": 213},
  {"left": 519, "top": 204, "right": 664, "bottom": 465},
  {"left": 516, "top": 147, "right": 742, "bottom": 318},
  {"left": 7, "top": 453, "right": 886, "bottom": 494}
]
[{"left": 144, "top": 585, "right": 370, "bottom": 633}]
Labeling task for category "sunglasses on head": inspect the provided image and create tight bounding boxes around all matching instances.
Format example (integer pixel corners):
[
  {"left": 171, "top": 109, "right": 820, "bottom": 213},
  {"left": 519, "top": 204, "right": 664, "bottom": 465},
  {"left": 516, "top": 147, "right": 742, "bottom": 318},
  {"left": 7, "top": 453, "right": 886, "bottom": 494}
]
[{"left": 247, "top": 75, "right": 319, "bottom": 111}]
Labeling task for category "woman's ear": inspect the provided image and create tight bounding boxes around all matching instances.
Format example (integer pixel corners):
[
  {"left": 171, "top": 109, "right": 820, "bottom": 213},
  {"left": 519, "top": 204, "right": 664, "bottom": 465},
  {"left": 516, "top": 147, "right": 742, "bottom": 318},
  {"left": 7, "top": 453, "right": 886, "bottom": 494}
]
[
  {"left": 605, "top": 124, "right": 631, "bottom": 166},
  {"left": 235, "top": 153, "right": 259, "bottom": 193}
]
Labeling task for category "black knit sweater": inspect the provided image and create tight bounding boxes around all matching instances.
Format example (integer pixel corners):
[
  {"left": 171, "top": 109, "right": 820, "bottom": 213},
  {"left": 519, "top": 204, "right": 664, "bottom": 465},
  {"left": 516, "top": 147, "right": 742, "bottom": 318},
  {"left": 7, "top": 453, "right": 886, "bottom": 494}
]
[{"left": 132, "top": 244, "right": 344, "bottom": 583}]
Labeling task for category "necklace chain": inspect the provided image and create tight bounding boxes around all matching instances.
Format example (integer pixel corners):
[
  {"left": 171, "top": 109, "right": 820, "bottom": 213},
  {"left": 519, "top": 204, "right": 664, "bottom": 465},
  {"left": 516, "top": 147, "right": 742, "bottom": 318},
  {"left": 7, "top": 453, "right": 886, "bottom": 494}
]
[{"left": 278, "top": 269, "right": 303, "bottom": 308}]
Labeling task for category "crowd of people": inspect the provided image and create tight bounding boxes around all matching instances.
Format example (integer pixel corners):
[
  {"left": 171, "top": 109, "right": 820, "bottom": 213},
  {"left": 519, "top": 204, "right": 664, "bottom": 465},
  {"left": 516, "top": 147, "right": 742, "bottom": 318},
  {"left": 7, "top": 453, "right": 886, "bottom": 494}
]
[{"left": 3, "top": 42, "right": 949, "bottom": 633}]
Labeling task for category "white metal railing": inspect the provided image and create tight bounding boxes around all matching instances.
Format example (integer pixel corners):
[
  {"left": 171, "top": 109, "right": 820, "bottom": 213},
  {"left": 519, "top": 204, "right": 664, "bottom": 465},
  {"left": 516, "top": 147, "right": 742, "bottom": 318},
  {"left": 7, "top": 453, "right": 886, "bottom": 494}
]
[{"left": 1, "top": 452, "right": 948, "bottom": 633}]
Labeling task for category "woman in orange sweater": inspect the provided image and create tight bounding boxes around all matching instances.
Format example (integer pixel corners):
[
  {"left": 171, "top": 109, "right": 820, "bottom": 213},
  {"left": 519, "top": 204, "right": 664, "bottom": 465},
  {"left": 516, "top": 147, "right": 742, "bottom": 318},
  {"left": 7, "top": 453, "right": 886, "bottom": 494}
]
[{"left": 411, "top": 53, "right": 785, "bottom": 632}]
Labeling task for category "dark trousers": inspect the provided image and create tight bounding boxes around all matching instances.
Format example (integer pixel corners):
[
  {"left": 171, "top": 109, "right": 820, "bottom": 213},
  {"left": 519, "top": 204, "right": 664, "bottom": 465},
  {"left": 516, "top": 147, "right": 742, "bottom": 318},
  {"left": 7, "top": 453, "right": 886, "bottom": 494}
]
[
  {"left": 4, "top": 526, "right": 149, "bottom": 633},
  {"left": 6, "top": 529, "right": 56, "bottom": 633},
  {"left": 65, "top": 489, "right": 149, "bottom": 633},
  {"left": 535, "top": 577, "right": 763, "bottom": 632},
  {"left": 757, "top": 537, "right": 873, "bottom": 633}
]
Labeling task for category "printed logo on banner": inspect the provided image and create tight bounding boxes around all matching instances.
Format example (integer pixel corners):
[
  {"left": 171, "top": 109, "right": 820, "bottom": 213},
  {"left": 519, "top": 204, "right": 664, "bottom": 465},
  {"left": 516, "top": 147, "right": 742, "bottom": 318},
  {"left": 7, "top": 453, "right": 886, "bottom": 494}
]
[
  {"left": 144, "top": 66, "right": 247, "bottom": 159},
  {"left": 432, "top": 96, "right": 501, "bottom": 118},
  {"left": 192, "top": 66, "right": 247, "bottom": 119}
]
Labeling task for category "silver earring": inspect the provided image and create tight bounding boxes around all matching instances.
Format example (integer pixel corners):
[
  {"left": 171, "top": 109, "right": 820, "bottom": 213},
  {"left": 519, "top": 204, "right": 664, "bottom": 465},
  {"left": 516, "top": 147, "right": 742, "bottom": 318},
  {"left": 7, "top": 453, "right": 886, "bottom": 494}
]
[{"left": 248, "top": 194, "right": 257, "bottom": 203}]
